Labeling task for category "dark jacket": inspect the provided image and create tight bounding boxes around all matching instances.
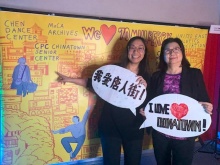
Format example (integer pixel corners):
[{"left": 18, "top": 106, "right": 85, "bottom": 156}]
[{"left": 148, "top": 67, "right": 210, "bottom": 103}]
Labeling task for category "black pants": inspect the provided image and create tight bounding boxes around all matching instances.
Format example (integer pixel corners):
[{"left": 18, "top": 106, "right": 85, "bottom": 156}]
[
  {"left": 98, "top": 103, "right": 145, "bottom": 165},
  {"left": 152, "top": 130, "right": 196, "bottom": 165},
  {"left": 100, "top": 135, "right": 143, "bottom": 165}
]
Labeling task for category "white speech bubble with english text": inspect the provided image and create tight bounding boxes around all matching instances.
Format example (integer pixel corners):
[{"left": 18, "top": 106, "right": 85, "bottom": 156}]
[
  {"left": 92, "top": 65, "right": 147, "bottom": 115},
  {"left": 140, "top": 94, "right": 212, "bottom": 138}
]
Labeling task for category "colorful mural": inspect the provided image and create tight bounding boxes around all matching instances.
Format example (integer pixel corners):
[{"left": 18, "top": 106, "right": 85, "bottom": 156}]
[{"left": 0, "top": 11, "right": 208, "bottom": 165}]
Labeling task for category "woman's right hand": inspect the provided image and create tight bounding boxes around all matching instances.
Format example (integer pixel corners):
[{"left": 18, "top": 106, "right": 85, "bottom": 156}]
[
  {"left": 56, "top": 71, "right": 69, "bottom": 85},
  {"left": 55, "top": 71, "right": 88, "bottom": 87}
]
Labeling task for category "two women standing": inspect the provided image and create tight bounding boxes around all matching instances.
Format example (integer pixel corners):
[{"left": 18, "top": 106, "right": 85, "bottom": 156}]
[{"left": 56, "top": 36, "right": 213, "bottom": 165}]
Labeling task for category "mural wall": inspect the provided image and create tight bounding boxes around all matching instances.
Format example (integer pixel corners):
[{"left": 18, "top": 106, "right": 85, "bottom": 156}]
[{"left": 0, "top": 11, "right": 208, "bottom": 165}]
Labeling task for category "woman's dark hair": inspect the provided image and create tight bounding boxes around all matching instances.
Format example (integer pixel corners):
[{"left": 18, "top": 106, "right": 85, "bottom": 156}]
[
  {"left": 158, "top": 37, "right": 190, "bottom": 72},
  {"left": 119, "top": 36, "right": 149, "bottom": 75}
]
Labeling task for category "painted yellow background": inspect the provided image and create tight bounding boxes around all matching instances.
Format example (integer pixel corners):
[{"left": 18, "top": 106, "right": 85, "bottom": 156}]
[{"left": 0, "top": 11, "right": 208, "bottom": 165}]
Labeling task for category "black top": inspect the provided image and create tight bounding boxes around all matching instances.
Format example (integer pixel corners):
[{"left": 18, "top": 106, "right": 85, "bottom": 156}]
[{"left": 148, "top": 67, "right": 210, "bottom": 102}]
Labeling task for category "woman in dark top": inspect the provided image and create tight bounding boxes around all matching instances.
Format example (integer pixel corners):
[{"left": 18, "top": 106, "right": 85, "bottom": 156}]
[
  {"left": 148, "top": 37, "right": 213, "bottom": 165},
  {"left": 56, "top": 36, "right": 150, "bottom": 165}
]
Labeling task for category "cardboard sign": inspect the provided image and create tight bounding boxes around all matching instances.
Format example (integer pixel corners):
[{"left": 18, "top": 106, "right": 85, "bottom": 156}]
[
  {"left": 209, "top": 25, "right": 220, "bottom": 34},
  {"left": 140, "top": 94, "right": 212, "bottom": 138},
  {"left": 92, "top": 65, "right": 147, "bottom": 115}
]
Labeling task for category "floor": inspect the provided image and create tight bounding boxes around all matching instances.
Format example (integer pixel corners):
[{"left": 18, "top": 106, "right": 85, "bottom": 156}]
[
  {"left": 51, "top": 141, "right": 220, "bottom": 165},
  {"left": 140, "top": 141, "right": 220, "bottom": 165},
  {"left": 192, "top": 141, "right": 220, "bottom": 165}
]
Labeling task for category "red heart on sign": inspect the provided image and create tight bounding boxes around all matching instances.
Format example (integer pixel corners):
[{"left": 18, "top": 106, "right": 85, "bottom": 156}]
[
  {"left": 170, "top": 103, "right": 188, "bottom": 120},
  {"left": 100, "top": 24, "right": 116, "bottom": 45}
]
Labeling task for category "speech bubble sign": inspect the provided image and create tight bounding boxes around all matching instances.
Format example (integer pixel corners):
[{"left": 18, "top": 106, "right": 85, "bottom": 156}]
[
  {"left": 140, "top": 94, "right": 212, "bottom": 138},
  {"left": 92, "top": 65, "right": 147, "bottom": 115}
]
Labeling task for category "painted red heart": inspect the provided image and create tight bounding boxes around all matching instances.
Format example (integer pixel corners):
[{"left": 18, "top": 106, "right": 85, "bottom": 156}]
[
  {"left": 170, "top": 103, "right": 188, "bottom": 120},
  {"left": 100, "top": 24, "right": 116, "bottom": 45}
]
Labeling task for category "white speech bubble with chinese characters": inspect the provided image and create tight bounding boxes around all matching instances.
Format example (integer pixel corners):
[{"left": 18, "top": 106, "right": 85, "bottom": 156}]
[
  {"left": 92, "top": 65, "right": 147, "bottom": 115},
  {"left": 140, "top": 94, "right": 212, "bottom": 138}
]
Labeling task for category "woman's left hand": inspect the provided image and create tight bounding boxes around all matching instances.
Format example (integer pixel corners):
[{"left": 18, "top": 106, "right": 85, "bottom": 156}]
[
  {"left": 136, "top": 76, "right": 147, "bottom": 87},
  {"left": 199, "top": 102, "right": 213, "bottom": 115}
]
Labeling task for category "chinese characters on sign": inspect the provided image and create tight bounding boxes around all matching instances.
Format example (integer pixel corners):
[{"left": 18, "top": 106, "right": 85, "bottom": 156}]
[
  {"left": 92, "top": 65, "right": 147, "bottom": 115},
  {"left": 93, "top": 69, "right": 145, "bottom": 100}
]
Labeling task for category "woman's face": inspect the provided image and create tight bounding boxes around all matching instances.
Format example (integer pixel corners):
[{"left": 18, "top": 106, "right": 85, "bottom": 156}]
[
  {"left": 127, "top": 39, "right": 145, "bottom": 65},
  {"left": 164, "top": 42, "right": 183, "bottom": 66}
]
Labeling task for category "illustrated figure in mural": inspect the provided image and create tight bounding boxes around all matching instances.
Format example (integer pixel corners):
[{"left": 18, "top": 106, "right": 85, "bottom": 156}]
[
  {"left": 56, "top": 36, "right": 150, "bottom": 165},
  {"left": 148, "top": 37, "right": 213, "bottom": 165},
  {"left": 52, "top": 106, "right": 91, "bottom": 161},
  {"left": 11, "top": 57, "right": 37, "bottom": 97}
]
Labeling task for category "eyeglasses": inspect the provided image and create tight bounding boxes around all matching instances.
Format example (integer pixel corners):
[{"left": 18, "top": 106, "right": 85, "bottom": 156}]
[
  {"left": 128, "top": 46, "right": 145, "bottom": 53},
  {"left": 164, "top": 47, "right": 181, "bottom": 55}
]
